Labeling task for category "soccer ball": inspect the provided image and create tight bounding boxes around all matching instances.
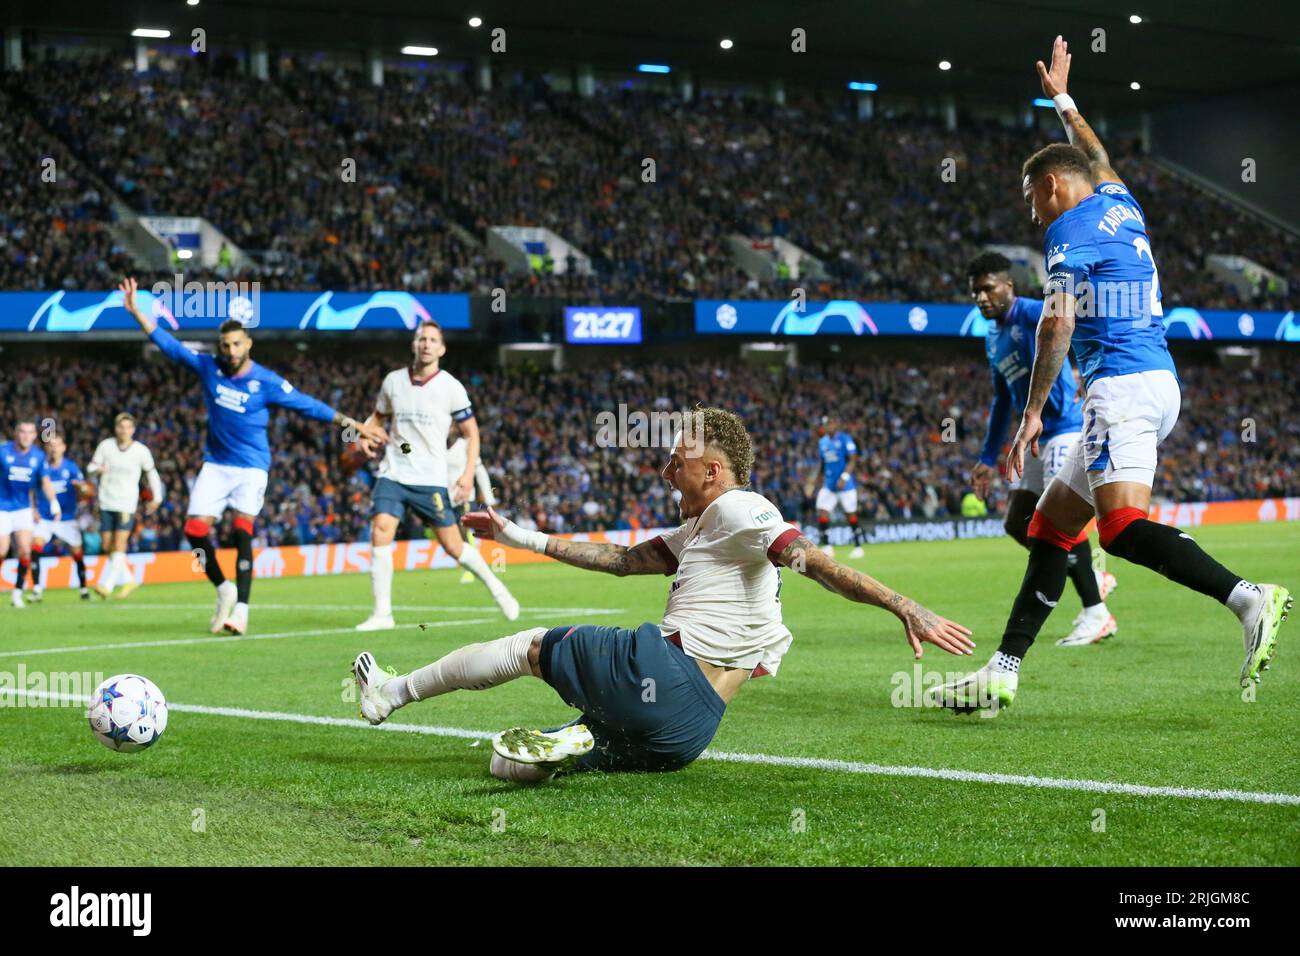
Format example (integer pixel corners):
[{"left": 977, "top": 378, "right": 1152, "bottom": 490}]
[{"left": 87, "top": 674, "right": 168, "bottom": 752}]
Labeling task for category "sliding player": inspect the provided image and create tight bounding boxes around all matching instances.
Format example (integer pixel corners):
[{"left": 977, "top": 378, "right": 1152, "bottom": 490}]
[
  {"left": 86, "top": 413, "right": 162, "bottom": 599},
  {"left": 966, "top": 251, "right": 1118, "bottom": 646},
  {"left": 351, "top": 407, "right": 973, "bottom": 783},
  {"left": 117, "top": 276, "right": 385, "bottom": 634},
  {"left": 816, "top": 418, "right": 865, "bottom": 559},
  {"left": 31, "top": 430, "right": 91, "bottom": 601},
  {"left": 932, "top": 37, "right": 1290, "bottom": 712},
  {"left": 353, "top": 321, "right": 518, "bottom": 631},
  {"left": 1, "top": 421, "right": 60, "bottom": 608},
  {"left": 446, "top": 420, "right": 496, "bottom": 584}
]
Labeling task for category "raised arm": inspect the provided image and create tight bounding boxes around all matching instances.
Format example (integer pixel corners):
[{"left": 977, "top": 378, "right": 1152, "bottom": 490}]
[
  {"left": 773, "top": 533, "right": 975, "bottom": 658},
  {"left": 119, "top": 277, "right": 204, "bottom": 373},
  {"left": 462, "top": 505, "right": 672, "bottom": 576},
  {"left": 1037, "top": 35, "right": 1123, "bottom": 185}
]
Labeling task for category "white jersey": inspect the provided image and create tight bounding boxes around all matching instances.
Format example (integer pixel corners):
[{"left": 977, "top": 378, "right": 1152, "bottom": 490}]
[
  {"left": 445, "top": 437, "right": 495, "bottom": 507},
  {"left": 375, "top": 368, "right": 473, "bottom": 487},
  {"left": 654, "top": 489, "right": 801, "bottom": 678},
  {"left": 88, "top": 438, "right": 161, "bottom": 513}
]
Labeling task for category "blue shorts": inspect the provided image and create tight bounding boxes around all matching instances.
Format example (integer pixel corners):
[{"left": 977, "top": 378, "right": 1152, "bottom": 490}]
[
  {"left": 100, "top": 510, "right": 136, "bottom": 534},
  {"left": 539, "top": 622, "right": 726, "bottom": 774},
  {"left": 370, "top": 477, "right": 456, "bottom": 528}
]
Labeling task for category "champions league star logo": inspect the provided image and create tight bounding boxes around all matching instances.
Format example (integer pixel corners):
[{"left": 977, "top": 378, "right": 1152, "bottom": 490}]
[
  {"left": 27, "top": 290, "right": 179, "bottom": 332},
  {"left": 769, "top": 300, "right": 878, "bottom": 336},
  {"left": 299, "top": 292, "right": 434, "bottom": 330},
  {"left": 1274, "top": 311, "right": 1300, "bottom": 342}
]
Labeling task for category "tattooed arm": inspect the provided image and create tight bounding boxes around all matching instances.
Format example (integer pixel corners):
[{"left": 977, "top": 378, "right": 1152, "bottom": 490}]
[
  {"left": 774, "top": 534, "right": 975, "bottom": 659},
  {"left": 1036, "top": 34, "right": 1123, "bottom": 185},
  {"left": 543, "top": 536, "right": 671, "bottom": 577},
  {"left": 462, "top": 504, "right": 672, "bottom": 576}
]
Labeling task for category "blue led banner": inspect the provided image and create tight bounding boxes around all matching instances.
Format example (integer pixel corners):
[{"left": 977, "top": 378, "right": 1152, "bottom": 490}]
[
  {"left": 695, "top": 299, "right": 1300, "bottom": 342},
  {"left": 3, "top": 289, "right": 471, "bottom": 333}
]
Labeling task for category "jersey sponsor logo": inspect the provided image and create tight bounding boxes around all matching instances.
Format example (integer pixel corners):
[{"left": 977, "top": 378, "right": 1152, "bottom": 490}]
[
  {"left": 214, "top": 382, "right": 252, "bottom": 413},
  {"left": 749, "top": 506, "right": 777, "bottom": 525}
]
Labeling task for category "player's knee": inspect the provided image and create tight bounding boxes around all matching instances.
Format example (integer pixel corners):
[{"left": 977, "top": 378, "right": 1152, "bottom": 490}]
[
  {"left": 1026, "top": 510, "right": 1085, "bottom": 552},
  {"left": 1097, "top": 507, "right": 1147, "bottom": 556},
  {"left": 527, "top": 634, "right": 544, "bottom": 678}
]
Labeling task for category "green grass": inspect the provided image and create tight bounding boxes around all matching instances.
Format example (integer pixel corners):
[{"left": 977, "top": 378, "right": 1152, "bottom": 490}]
[{"left": 2, "top": 523, "right": 1297, "bottom": 865}]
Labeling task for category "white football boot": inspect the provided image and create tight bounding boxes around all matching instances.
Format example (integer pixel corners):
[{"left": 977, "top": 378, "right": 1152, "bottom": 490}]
[
  {"left": 222, "top": 602, "right": 248, "bottom": 636},
  {"left": 1239, "top": 584, "right": 1292, "bottom": 688},
  {"left": 491, "top": 586, "right": 520, "bottom": 622},
  {"left": 10, "top": 588, "right": 25, "bottom": 609},
  {"left": 29, "top": 585, "right": 44, "bottom": 603},
  {"left": 821, "top": 544, "right": 835, "bottom": 558},
  {"left": 355, "top": 613, "right": 396, "bottom": 632},
  {"left": 352, "top": 651, "right": 398, "bottom": 725},
  {"left": 1056, "top": 605, "right": 1118, "bottom": 647},
  {"left": 492, "top": 724, "right": 594, "bottom": 772},
  {"left": 926, "top": 661, "right": 1018, "bottom": 714},
  {"left": 849, "top": 546, "right": 865, "bottom": 559},
  {"left": 209, "top": 580, "right": 237, "bottom": 633},
  {"left": 1096, "top": 569, "right": 1118, "bottom": 601}
]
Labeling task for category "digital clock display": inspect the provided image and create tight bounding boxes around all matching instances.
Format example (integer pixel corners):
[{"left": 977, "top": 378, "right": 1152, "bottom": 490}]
[{"left": 564, "top": 307, "right": 642, "bottom": 344}]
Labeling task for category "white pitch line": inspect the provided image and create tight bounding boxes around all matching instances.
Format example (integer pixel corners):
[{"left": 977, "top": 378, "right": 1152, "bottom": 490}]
[
  {"left": 106, "top": 603, "right": 627, "bottom": 615},
  {"left": 0, "top": 618, "right": 498, "bottom": 658},
  {"left": 6, "top": 688, "right": 1298, "bottom": 807}
]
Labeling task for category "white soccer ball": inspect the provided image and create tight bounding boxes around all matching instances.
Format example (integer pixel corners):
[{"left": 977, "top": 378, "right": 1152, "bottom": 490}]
[{"left": 88, "top": 674, "right": 169, "bottom": 752}]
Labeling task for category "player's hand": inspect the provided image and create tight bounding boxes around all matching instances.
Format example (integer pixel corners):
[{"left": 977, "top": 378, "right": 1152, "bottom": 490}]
[
  {"left": 462, "top": 505, "right": 508, "bottom": 540},
  {"left": 117, "top": 277, "right": 144, "bottom": 320},
  {"left": 356, "top": 436, "right": 380, "bottom": 459},
  {"left": 1005, "top": 411, "right": 1044, "bottom": 484},
  {"left": 970, "top": 462, "right": 995, "bottom": 500},
  {"left": 348, "top": 418, "right": 388, "bottom": 447},
  {"left": 1036, "top": 35, "right": 1071, "bottom": 99},
  {"left": 453, "top": 473, "right": 474, "bottom": 508},
  {"left": 897, "top": 597, "right": 975, "bottom": 659}
]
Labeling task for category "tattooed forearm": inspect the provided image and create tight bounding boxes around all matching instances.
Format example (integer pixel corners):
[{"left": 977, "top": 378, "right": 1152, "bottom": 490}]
[
  {"left": 778, "top": 536, "right": 910, "bottom": 615},
  {"left": 544, "top": 537, "right": 665, "bottom": 576},
  {"left": 1024, "top": 302, "right": 1074, "bottom": 415},
  {"left": 1061, "top": 110, "right": 1109, "bottom": 167}
]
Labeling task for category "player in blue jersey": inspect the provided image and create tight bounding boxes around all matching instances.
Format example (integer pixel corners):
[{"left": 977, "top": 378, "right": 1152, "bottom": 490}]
[
  {"left": 118, "top": 277, "right": 386, "bottom": 635},
  {"left": 815, "top": 419, "right": 866, "bottom": 559},
  {"left": 1, "top": 421, "right": 62, "bottom": 609},
  {"left": 933, "top": 37, "right": 1289, "bottom": 712},
  {"left": 31, "top": 430, "right": 92, "bottom": 602},
  {"left": 966, "top": 251, "right": 1117, "bottom": 647}
]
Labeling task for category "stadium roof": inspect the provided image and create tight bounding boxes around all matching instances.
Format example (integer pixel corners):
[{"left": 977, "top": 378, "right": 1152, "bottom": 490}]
[{"left": 10, "top": 0, "right": 1300, "bottom": 111}]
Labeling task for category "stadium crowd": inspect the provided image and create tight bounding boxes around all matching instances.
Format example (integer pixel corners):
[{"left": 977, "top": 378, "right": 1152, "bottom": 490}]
[
  {"left": 3, "top": 349, "right": 1296, "bottom": 554},
  {"left": 3, "top": 57, "right": 1295, "bottom": 309}
]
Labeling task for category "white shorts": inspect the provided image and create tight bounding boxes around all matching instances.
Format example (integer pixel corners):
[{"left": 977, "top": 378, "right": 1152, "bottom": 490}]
[
  {"left": 1057, "top": 369, "right": 1181, "bottom": 506},
  {"left": 0, "top": 508, "right": 35, "bottom": 536},
  {"left": 815, "top": 486, "right": 859, "bottom": 515},
  {"left": 187, "top": 462, "right": 269, "bottom": 518},
  {"left": 34, "top": 518, "right": 83, "bottom": 548},
  {"left": 1010, "top": 431, "right": 1080, "bottom": 496}
]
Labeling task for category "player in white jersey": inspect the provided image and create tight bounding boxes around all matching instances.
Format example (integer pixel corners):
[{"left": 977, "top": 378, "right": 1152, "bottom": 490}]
[
  {"left": 86, "top": 413, "right": 162, "bottom": 599},
  {"left": 445, "top": 421, "right": 496, "bottom": 584},
  {"left": 353, "top": 321, "right": 519, "bottom": 630},
  {"left": 351, "top": 407, "right": 973, "bottom": 783}
]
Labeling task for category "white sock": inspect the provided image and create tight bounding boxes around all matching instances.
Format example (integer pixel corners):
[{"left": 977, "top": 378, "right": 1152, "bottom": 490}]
[
  {"left": 989, "top": 650, "right": 1021, "bottom": 674},
  {"left": 457, "top": 544, "right": 504, "bottom": 593},
  {"left": 390, "top": 626, "right": 544, "bottom": 707},
  {"left": 99, "top": 553, "right": 121, "bottom": 589},
  {"left": 370, "top": 543, "right": 394, "bottom": 617},
  {"left": 112, "top": 552, "right": 130, "bottom": 587},
  {"left": 489, "top": 752, "right": 553, "bottom": 785},
  {"left": 1226, "top": 580, "right": 1263, "bottom": 621}
]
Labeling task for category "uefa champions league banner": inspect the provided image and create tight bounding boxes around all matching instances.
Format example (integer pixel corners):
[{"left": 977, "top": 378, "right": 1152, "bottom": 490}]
[
  {"left": 695, "top": 298, "right": 1300, "bottom": 342},
  {"left": 5, "top": 498, "right": 1298, "bottom": 589},
  {"left": 1, "top": 289, "right": 471, "bottom": 333}
]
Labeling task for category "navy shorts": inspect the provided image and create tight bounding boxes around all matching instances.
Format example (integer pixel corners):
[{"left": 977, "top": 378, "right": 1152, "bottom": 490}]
[
  {"left": 100, "top": 510, "right": 135, "bottom": 534},
  {"left": 370, "top": 477, "right": 456, "bottom": 528},
  {"left": 539, "top": 621, "right": 726, "bottom": 773}
]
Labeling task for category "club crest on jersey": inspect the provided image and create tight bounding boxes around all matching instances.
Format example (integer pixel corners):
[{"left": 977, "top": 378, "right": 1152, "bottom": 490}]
[
  {"left": 247, "top": 380, "right": 261, "bottom": 393},
  {"left": 1099, "top": 183, "right": 1127, "bottom": 195}
]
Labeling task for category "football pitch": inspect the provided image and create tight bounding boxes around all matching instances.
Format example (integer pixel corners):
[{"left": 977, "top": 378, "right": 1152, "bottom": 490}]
[{"left": 2, "top": 522, "right": 1296, "bottom": 866}]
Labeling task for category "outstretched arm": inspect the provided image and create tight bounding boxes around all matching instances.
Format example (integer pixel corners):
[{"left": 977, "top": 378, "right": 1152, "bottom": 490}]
[
  {"left": 462, "top": 505, "right": 672, "bottom": 576},
  {"left": 773, "top": 533, "right": 975, "bottom": 659},
  {"left": 1037, "top": 35, "right": 1123, "bottom": 185}
]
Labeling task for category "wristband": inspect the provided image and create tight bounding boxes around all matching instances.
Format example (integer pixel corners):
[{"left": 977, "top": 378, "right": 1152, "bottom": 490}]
[
  {"left": 1053, "top": 93, "right": 1077, "bottom": 118},
  {"left": 500, "top": 519, "right": 549, "bottom": 554}
]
